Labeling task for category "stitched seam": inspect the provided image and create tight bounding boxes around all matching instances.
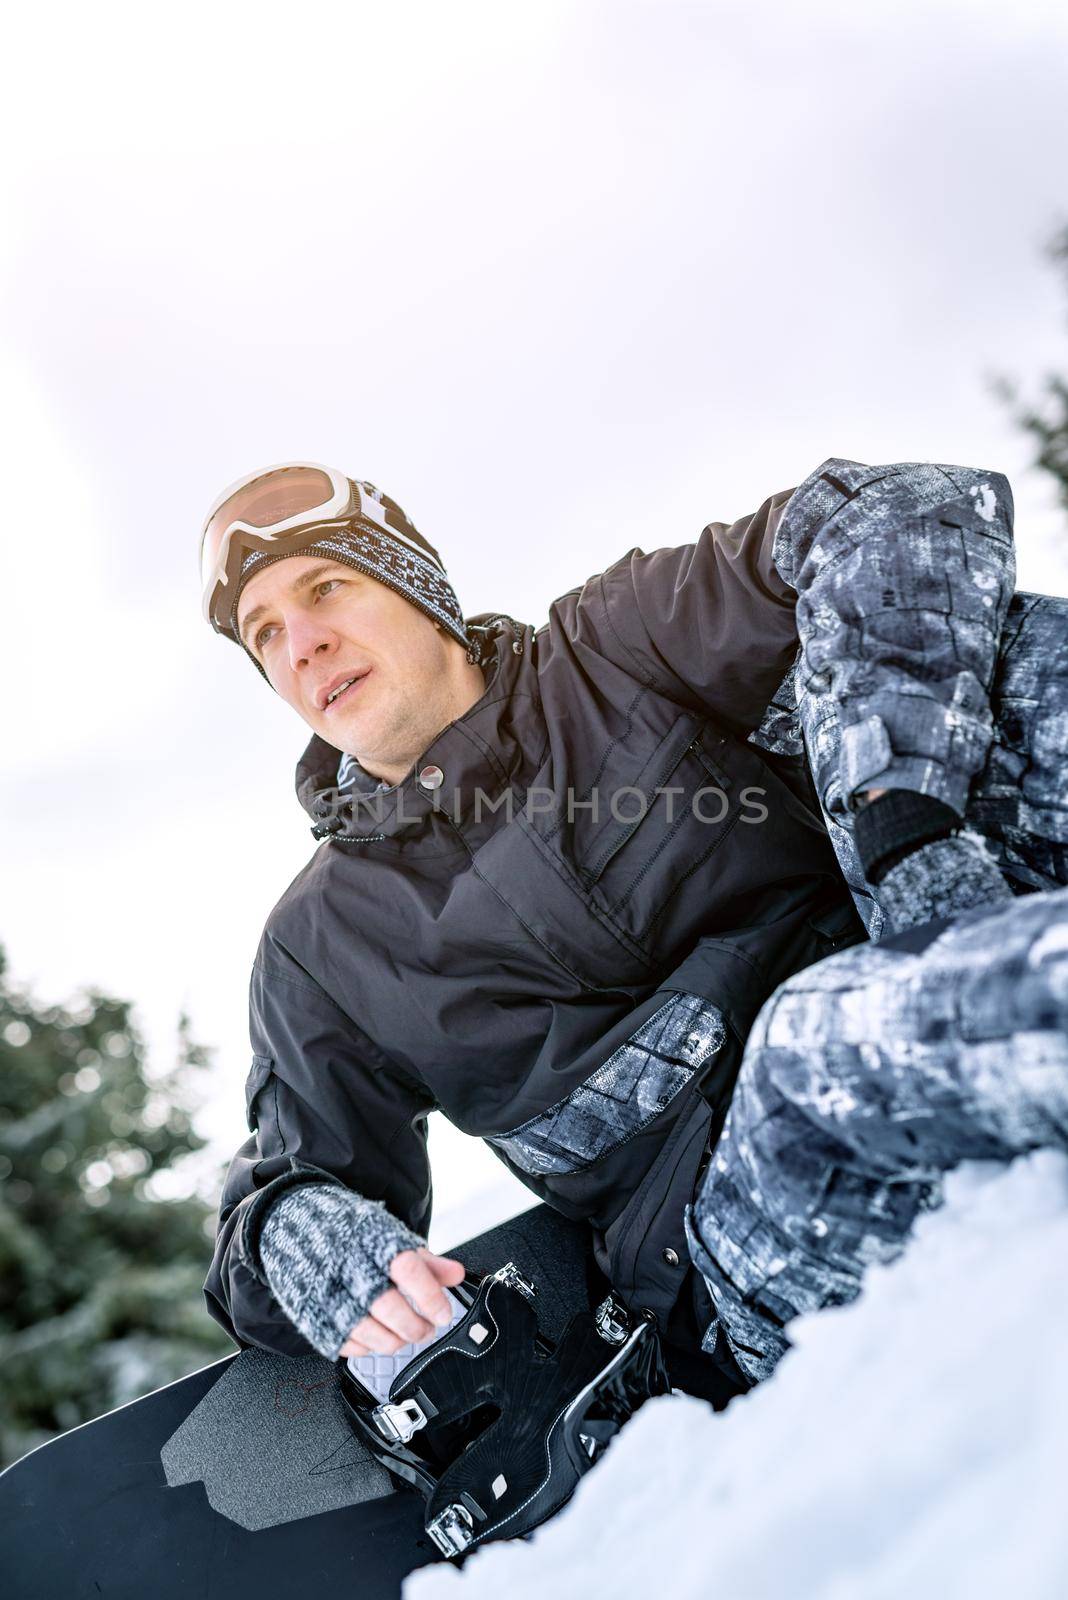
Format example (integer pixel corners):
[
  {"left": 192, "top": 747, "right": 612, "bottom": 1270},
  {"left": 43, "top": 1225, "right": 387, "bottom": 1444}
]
[
  {"left": 393, "top": 1297, "right": 500, "bottom": 1390},
  {"left": 448, "top": 718, "right": 516, "bottom": 794},
  {"left": 268, "top": 1076, "right": 287, "bottom": 1156},
  {"left": 608, "top": 741, "right": 734, "bottom": 917},
  {"left": 464, "top": 863, "right": 607, "bottom": 992},
  {"left": 494, "top": 1000, "right": 726, "bottom": 1175},
  {"left": 514, "top": 811, "right": 655, "bottom": 970},
  {"left": 598, "top": 570, "right": 664, "bottom": 692},
  {"left": 255, "top": 960, "right": 342, "bottom": 1005},
  {"left": 644, "top": 808, "right": 744, "bottom": 941},
  {"left": 496, "top": 1067, "right": 697, "bottom": 1175},
  {"left": 329, "top": 834, "right": 471, "bottom": 860},
  {"left": 542, "top": 682, "right": 650, "bottom": 848},
  {"left": 582, "top": 722, "right": 700, "bottom": 882},
  {"left": 445, "top": 819, "right": 606, "bottom": 993},
  {"left": 611, "top": 801, "right": 704, "bottom": 916}
]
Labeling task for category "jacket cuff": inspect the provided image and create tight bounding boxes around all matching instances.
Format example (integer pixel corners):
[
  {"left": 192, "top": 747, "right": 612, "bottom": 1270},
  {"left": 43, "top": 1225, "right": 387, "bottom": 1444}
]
[
  {"left": 876, "top": 832, "right": 1011, "bottom": 934},
  {"left": 839, "top": 710, "right": 985, "bottom": 818},
  {"left": 237, "top": 1160, "right": 347, "bottom": 1285},
  {"left": 853, "top": 791, "right": 961, "bottom": 884}
]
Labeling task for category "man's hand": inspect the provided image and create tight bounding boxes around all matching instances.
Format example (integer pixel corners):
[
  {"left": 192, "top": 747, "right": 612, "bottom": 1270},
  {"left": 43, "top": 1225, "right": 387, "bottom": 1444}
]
[{"left": 339, "top": 1246, "right": 465, "bottom": 1358}]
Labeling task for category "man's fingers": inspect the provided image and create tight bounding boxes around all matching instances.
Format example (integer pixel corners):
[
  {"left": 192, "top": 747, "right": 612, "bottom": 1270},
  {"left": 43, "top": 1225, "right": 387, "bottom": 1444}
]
[
  {"left": 391, "top": 1249, "right": 464, "bottom": 1326},
  {"left": 369, "top": 1285, "right": 435, "bottom": 1346},
  {"left": 348, "top": 1314, "right": 402, "bottom": 1356},
  {"left": 421, "top": 1249, "right": 466, "bottom": 1287},
  {"left": 341, "top": 1298, "right": 427, "bottom": 1357},
  {"left": 339, "top": 1250, "right": 467, "bottom": 1360}
]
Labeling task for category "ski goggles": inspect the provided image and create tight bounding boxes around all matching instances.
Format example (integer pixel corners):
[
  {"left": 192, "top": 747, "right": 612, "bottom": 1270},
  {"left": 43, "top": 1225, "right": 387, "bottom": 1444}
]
[{"left": 199, "top": 461, "right": 447, "bottom": 638}]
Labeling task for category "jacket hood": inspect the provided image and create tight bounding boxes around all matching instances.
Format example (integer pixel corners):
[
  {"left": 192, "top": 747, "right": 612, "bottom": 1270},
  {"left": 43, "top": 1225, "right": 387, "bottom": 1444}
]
[{"left": 294, "top": 612, "right": 529, "bottom": 843}]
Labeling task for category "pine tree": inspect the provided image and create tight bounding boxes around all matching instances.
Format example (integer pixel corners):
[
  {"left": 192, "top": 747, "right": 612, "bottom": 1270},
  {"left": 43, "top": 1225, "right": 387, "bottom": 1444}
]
[
  {"left": 1000, "top": 227, "right": 1068, "bottom": 510},
  {"left": 0, "top": 946, "right": 232, "bottom": 1467}
]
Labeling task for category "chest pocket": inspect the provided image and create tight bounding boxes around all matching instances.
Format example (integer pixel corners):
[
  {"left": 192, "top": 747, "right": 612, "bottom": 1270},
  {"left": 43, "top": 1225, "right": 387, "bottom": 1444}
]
[
  {"left": 467, "top": 712, "right": 754, "bottom": 992},
  {"left": 557, "top": 716, "right": 742, "bottom": 950}
]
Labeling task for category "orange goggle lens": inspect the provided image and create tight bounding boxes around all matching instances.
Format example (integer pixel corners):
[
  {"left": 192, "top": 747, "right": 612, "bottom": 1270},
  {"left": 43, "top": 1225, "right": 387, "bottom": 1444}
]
[{"left": 200, "top": 464, "right": 350, "bottom": 628}]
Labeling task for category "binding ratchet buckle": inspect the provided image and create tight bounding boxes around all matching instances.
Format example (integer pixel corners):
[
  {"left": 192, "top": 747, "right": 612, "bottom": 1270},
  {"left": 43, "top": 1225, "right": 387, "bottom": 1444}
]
[
  {"left": 492, "top": 1261, "right": 535, "bottom": 1300},
  {"left": 371, "top": 1396, "right": 427, "bottom": 1445},
  {"left": 426, "top": 1501, "right": 477, "bottom": 1558},
  {"left": 594, "top": 1295, "right": 630, "bottom": 1345}
]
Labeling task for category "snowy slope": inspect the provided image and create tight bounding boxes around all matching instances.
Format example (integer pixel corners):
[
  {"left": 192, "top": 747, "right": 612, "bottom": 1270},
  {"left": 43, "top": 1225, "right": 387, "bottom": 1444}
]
[{"left": 407, "top": 1152, "right": 1068, "bottom": 1600}]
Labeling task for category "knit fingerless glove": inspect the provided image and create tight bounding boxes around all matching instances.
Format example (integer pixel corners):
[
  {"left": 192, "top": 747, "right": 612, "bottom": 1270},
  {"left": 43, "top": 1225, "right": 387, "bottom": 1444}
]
[
  {"left": 258, "top": 1183, "right": 424, "bottom": 1360},
  {"left": 874, "top": 832, "right": 1011, "bottom": 933},
  {"left": 852, "top": 790, "right": 1011, "bottom": 934}
]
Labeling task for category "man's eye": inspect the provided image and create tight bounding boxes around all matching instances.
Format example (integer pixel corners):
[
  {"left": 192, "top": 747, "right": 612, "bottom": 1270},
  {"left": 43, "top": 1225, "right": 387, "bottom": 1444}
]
[{"left": 254, "top": 581, "right": 341, "bottom": 650}]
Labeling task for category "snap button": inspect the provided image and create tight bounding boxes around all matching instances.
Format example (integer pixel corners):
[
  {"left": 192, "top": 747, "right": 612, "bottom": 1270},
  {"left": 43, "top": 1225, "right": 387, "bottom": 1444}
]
[
  {"left": 662, "top": 1247, "right": 680, "bottom": 1268},
  {"left": 418, "top": 765, "right": 445, "bottom": 790}
]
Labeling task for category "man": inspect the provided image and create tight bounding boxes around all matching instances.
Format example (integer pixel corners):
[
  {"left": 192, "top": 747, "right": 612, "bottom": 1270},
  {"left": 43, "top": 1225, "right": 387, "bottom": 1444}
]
[{"left": 200, "top": 458, "right": 1068, "bottom": 1401}]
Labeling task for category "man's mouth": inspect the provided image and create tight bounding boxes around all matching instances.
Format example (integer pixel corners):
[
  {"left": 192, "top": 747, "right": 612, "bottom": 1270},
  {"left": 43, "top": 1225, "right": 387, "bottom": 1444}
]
[{"left": 322, "top": 671, "right": 370, "bottom": 712}]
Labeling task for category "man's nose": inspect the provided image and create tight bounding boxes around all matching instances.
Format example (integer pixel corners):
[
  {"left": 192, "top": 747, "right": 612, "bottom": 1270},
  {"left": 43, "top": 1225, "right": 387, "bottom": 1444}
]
[{"left": 286, "top": 611, "right": 336, "bottom": 671}]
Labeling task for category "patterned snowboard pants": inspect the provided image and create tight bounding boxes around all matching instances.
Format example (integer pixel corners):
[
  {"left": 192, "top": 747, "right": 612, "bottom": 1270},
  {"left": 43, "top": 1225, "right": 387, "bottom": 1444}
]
[{"left": 687, "top": 589, "right": 1068, "bottom": 1386}]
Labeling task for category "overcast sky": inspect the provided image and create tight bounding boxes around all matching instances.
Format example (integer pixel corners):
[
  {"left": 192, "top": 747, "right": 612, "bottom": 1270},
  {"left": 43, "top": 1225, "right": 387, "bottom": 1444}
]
[{"left": 3, "top": 0, "right": 1067, "bottom": 1238}]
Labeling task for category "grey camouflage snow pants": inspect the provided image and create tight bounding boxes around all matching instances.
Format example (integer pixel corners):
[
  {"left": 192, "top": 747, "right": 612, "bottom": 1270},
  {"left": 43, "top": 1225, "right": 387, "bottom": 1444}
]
[{"left": 687, "top": 588, "right": 1068, "bottom": 1387}]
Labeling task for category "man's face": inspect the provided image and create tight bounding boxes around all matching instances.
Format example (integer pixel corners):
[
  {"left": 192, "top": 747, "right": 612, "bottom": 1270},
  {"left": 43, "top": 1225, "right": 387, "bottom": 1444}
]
[{"left": 236, "top": 555, "right": 460, "bottom": 780}]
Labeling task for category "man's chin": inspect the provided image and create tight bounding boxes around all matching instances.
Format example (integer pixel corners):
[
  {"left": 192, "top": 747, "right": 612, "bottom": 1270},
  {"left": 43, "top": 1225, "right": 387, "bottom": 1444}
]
[
  {"left": 324, "top": 720, "right": 389, "bottom": 773},
  {"left": 313, "top": 707, "right": 370, "bottom": 752}
]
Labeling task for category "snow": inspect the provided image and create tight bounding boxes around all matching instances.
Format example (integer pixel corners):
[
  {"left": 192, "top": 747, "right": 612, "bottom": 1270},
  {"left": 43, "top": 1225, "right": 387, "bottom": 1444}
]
[
  {"left": 969, "top": 483, "right": 1000, "bottom": 524},
  {"left": 406, "top": 1151, "right": 1068, "bottom": 1600}
]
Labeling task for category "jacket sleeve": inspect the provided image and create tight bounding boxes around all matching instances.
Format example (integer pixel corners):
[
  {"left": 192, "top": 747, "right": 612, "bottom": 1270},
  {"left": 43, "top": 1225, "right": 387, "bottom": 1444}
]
[
  {"left": 596, "top": 488, "right": 800, "bottom": 737},
  {"left": 203, "top": 934, "right": 435, "bottom": 1355}
]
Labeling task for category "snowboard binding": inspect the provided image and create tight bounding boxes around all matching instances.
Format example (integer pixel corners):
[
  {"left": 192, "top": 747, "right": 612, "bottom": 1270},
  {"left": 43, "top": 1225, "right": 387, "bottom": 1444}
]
[{"left": 338, "top": 1261, "right": 669, "bottom": 1558}]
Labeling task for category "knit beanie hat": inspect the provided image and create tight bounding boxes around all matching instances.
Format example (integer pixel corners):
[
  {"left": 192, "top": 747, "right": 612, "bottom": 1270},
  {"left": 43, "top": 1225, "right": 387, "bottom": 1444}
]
[{"left": 229, "top": 479, "right": 474, "bottom": 675}]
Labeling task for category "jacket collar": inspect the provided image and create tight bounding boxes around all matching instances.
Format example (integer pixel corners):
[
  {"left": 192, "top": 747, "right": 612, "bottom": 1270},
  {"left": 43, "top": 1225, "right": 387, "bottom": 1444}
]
[{"left": 294, "top": 613, "right": 531, "bottom": 843}]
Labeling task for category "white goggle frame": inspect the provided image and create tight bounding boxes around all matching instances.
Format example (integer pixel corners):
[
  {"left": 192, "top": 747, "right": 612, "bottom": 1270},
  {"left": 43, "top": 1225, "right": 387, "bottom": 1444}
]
[{"left": 199, "top": 461, "right": 359, "bottom": 627}]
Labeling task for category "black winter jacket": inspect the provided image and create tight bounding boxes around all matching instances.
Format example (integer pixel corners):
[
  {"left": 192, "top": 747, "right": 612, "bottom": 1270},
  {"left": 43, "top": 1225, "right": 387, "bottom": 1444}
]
[{"left": 204, "top": 489, "right": 864, "bottom": 1358}]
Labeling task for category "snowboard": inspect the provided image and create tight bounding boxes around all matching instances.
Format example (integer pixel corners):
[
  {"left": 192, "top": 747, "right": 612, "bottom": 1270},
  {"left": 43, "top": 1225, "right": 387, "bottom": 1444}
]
[{"left": 0, "top": 1204, "right": 604, "bottom": 1600}]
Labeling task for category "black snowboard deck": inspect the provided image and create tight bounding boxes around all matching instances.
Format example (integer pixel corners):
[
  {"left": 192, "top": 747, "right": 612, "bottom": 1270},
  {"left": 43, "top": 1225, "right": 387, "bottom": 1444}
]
[{"left": 1, "top": 1205, "right": 600, "bottom": 1600}]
